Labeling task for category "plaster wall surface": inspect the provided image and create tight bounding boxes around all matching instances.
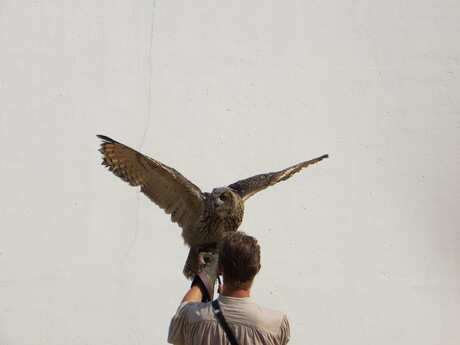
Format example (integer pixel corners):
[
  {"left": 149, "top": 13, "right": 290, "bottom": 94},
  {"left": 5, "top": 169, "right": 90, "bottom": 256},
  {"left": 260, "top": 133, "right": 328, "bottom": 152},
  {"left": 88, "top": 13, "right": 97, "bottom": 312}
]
[{"left": 1, "top": 1, "right": 459, "bottom": 344}]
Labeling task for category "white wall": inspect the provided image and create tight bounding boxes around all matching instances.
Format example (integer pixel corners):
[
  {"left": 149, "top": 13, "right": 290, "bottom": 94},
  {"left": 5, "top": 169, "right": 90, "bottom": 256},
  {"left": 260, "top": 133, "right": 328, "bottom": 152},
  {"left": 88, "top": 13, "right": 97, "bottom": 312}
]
[{"left": 1, "top": 1, "right": 459, "bottom": 344}]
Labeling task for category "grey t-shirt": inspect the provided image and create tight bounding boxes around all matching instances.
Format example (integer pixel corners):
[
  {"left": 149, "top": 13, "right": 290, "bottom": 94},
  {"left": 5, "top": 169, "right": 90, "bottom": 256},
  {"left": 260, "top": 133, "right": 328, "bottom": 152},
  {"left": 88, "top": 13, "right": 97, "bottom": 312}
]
[{"left": 168, "top": 295, "right": 290, "bottom": 345}]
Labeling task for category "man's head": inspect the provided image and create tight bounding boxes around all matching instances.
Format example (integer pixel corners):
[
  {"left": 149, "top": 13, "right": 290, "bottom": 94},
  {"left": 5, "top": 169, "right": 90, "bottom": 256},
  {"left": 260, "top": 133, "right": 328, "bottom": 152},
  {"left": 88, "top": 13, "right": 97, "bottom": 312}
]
[{"left": 217, "top": 231, "right": 261, "bottom": 290}]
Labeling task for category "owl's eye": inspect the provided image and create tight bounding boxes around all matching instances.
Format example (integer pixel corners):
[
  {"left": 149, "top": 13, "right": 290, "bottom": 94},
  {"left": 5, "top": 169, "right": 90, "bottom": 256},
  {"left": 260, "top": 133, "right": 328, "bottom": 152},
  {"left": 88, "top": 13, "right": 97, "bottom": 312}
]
[{"left": 220, "top": 193, "right": 228, "bottom": 201}]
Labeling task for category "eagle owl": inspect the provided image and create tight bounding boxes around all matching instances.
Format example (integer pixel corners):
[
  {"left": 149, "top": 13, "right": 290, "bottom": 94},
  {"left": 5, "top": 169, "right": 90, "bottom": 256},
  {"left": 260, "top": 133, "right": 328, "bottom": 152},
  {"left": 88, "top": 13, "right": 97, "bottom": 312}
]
[{"left": 97, "top": 135, "right": 328, "bottom": 279}]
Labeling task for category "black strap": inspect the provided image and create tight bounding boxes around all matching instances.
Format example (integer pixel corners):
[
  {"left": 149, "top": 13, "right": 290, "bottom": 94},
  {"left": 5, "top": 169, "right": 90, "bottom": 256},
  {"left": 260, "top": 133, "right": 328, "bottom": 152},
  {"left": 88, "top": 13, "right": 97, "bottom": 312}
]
[{"left": 212, "top": 300, "right": 240, "bottom": 345}]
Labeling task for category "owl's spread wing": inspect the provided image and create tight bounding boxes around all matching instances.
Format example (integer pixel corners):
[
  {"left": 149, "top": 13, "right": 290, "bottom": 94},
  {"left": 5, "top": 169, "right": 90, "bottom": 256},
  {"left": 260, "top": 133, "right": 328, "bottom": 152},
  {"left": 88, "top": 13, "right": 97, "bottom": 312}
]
[
  {"left": 97, "top": 135, "right": 205, "bottom": 228},
  {"left": 228, "top": 154, "right": 329, "bottom": 201}
]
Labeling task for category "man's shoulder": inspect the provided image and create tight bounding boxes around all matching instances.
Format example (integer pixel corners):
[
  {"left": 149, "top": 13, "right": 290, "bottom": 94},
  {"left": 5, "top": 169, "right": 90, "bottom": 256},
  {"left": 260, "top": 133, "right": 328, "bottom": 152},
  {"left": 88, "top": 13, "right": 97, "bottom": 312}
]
[
  {"left": 178, "top": 301, "right": 216, "bottom": 324},
  {"left": 246, "top": 301, "right": 289, "bottom": 334},
  {"left": 217, "top": 297, "right": 289, "bottom": 336}
]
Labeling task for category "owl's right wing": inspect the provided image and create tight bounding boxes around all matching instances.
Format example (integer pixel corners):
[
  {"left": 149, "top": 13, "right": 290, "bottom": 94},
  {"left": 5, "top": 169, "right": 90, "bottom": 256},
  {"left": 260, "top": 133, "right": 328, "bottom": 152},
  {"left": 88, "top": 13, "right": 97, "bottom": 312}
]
[
  {"left": 228, "top": 154, "right": 329, "bottom": 202},
  {"left": 97, "top": 135, "right": 205, "bottom": 229}
]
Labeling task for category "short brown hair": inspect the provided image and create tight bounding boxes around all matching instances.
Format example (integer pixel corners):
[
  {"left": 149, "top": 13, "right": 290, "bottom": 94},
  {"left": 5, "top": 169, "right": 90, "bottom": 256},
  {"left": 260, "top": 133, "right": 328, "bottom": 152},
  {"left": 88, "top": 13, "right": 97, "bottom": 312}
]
[{"left": 217, "top": 231, "right": 261, "bottom": 289}]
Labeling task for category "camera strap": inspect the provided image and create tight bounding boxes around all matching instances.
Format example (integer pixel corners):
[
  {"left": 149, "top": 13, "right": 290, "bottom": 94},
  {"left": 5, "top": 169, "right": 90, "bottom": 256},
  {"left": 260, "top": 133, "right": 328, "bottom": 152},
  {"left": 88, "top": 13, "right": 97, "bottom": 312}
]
[{"left": 212, "top": 300, "right": 239, "bottom": 345}]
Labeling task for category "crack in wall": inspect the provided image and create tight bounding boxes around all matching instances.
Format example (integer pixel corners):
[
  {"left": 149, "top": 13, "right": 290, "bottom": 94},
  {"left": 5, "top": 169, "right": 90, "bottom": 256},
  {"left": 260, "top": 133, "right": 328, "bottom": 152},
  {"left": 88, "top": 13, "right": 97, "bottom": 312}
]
[
  {"left": 124, "top": 0, "right": 157, "bottom": 259},
  {"left": 120, "top": 3, "right": 158, "bottom": 341}
]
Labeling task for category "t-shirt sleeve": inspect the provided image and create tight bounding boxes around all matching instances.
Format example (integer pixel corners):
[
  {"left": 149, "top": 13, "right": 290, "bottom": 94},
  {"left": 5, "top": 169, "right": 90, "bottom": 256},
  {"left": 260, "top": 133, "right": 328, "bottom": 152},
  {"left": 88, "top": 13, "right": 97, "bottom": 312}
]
[
  {"left": 167, "top": 302, "right": 191, "bottom": 345},
  {"left": 278, "top": 314, "right": 291, "bottom": 345}
]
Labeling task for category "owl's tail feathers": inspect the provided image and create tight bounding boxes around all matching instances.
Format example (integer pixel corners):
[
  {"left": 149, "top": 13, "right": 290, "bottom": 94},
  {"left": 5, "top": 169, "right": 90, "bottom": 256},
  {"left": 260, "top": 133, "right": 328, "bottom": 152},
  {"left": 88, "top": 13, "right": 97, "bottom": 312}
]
[{"left": 183, "top": 248, "right": 200, "bottom": 280}]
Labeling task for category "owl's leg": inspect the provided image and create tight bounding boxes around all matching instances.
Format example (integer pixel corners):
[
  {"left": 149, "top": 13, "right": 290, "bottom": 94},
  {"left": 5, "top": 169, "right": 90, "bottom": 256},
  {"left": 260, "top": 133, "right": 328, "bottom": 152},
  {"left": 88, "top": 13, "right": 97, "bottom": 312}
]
[{"left": 183, "top": 248, "right": 200, "bottom": 280}]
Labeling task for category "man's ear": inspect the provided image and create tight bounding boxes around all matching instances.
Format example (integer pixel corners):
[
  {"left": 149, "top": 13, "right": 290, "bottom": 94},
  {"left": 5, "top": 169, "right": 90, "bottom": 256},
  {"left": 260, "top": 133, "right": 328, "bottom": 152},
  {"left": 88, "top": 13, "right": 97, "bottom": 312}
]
[{"left": 257, "top": 263, "right": 261, "bottom": 273}]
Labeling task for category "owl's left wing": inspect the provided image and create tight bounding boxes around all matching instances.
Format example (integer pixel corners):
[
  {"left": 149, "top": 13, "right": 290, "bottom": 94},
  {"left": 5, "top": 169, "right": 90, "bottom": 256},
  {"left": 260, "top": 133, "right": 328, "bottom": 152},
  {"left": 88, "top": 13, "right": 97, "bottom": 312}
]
[
  {"left": 228, "top": 154, "right": 329, "bottom": 202},
  {"left": 97, "top": 135, "right": 205, "bottom": 229}
]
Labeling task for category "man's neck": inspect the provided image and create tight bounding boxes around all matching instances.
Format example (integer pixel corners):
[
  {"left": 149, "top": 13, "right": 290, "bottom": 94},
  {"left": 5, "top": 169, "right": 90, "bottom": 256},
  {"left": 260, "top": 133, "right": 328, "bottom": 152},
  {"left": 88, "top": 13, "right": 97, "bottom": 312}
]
[{"left": 221, "top": 285, "right": 251, "bottom": 298}]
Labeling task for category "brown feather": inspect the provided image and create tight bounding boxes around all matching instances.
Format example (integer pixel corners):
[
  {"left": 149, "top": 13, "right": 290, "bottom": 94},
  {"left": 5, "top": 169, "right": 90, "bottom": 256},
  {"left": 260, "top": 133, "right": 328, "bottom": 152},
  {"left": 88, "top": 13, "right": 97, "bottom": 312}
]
[
  {"left": 97, "top": 135, "right": 205, "bottom": 229},
  {"left": 228, "top": 154, "right": 329, "bottom": 201}
]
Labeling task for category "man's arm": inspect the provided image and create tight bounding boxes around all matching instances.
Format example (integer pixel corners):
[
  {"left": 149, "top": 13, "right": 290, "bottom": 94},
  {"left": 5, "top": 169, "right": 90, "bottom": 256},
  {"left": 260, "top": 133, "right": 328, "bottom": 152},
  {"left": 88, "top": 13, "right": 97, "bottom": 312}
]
[
  {"left": 168, "top": 282, "right": 206, "bottom": 344},
  {"left": 181, "top": 251, "right": 219, "bottom": 303},
  {"left": 181, "top": 282, "right": 205, "bottom": 303}
]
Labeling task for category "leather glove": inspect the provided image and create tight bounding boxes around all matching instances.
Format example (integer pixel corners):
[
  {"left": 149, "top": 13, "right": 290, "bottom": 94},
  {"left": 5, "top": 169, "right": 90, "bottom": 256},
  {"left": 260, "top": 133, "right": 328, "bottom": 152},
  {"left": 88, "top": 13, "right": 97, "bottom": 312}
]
[{"left": 191, "top": 251, "right": 219, "bottom": 302}]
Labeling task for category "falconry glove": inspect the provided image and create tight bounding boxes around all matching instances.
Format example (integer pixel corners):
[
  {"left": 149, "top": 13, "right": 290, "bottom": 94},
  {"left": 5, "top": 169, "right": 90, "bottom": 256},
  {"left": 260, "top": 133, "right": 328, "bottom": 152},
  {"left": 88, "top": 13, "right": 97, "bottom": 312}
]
[{"left": 191, "top": 251, "right": 219, "bottom": 302}]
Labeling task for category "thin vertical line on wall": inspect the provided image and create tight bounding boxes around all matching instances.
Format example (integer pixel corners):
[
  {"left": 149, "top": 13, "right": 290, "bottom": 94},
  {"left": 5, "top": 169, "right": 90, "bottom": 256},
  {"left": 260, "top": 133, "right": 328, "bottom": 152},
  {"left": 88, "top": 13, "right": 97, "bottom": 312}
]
[
  {"left": 139, "top": 0, "right": 157, "bottom": 149},
  {"left": 125, "top": 0, "right": 157, "bottom": 258}
]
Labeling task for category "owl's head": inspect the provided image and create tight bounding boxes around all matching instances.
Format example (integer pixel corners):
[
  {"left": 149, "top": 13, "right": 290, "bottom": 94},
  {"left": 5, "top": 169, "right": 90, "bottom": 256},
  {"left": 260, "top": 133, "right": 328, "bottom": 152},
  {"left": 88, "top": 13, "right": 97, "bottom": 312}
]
[{"left": 210, "top": 187, "right": 243, "bottom": 216}]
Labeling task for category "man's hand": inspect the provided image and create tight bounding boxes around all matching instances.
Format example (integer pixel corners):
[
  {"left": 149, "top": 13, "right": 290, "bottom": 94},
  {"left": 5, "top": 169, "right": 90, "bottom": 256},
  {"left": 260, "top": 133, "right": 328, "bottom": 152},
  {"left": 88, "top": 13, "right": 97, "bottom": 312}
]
[{"left": 190, "top": 251, "right": 219, "bottom": 302}]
